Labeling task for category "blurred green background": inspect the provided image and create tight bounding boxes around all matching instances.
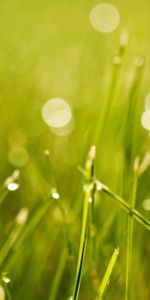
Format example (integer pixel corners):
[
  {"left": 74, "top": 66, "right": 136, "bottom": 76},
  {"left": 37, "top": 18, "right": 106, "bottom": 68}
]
[{"left": 0, "top": 0, "right": 150, "bottom": 299}]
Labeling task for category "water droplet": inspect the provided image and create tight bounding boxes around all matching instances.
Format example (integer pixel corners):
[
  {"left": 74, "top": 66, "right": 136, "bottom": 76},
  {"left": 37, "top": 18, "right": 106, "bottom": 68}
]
[
  {"left": 88, "top": 197, "right": 93, "bottom": 203},
  {"left": 141, "top": 110, "right": 150, "bottom": 130},
  {"left": 42, "top": 98, "right": 72, "bottom": 129},
  {"left": 96, "top": 180, "right": 103, "bottom": 191},
  {"left": 7, "top": 182, "right": 19, "bottom": 191},
  {"left": 90, "top": 3, "right": 120, "bottom": 33},
  {"left": 52, "top": 192, "right": 60, "bottom": 200},
  {"left": 2, "top": 273, "right": 11, "bottom": 284}
]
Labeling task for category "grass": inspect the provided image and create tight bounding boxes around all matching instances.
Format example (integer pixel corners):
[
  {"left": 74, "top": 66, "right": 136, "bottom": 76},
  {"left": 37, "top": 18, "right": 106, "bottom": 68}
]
[
  {"left": 97, "top": 247, "right": 119, "bottom": 300},
  {"left": 0, "top": 1, "right": 150, "bottom": 299}
]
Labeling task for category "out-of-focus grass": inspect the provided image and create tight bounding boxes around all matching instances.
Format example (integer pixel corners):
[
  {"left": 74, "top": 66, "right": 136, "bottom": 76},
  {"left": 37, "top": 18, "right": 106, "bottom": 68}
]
[{"left": 0, "top": 0, "right": 150, "bottom": 299}]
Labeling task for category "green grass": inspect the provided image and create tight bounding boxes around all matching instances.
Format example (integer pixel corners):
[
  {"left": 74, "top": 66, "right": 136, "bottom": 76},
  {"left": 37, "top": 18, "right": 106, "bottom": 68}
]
[{"left": 0, "top": 1, "right": 150, "bottom": 299}]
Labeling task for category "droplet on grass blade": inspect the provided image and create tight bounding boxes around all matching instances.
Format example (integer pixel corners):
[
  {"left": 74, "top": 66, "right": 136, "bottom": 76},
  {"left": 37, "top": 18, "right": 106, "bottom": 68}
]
[
  {"left": 96, "top": 180, "right": 104, "bottom": 191},
  {"left": 5, "top": 170, "right": 20, "bottom": 191},
  {"left": 52, "top": 191, "right": 60, "bottom": 200},
  {"left": 89, "top": 3, "right": 120, "bottom": 33},
  {"left": 141, "top": 110, "right": 150, "bottom": 130},
  {"left": 88, "top": 197, "right": 93, "bottom": 203},
  {"left": 7, "top": 182, "right": 19, "bottom": 191},
  {"left": 2, "top": 273, "right": 11, "bottom": 284}
]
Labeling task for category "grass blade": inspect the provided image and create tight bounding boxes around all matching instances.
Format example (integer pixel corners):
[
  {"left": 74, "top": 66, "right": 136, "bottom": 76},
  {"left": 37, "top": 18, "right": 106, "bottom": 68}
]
[
  {"left": 96, "top": 248, "right": 119, "bottom": 300},
  {"left": 72, "top": 146, "right": 96, "bottom": 300}
]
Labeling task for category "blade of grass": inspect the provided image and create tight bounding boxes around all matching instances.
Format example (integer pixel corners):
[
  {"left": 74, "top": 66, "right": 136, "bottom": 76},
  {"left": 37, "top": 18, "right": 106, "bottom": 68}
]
[
  {"left": 94, "top": 31, "right": 128, "bottom": 145},
  {"left": 125, "top": 158, "right": 139, "bottom": 300},
  {"left": 0, "top": 208, "right": 28, "bottom": 266},
  {"left": 48, "top": 248, "right": 68, "bottom": 300},
  {"left": 78, "top": 167, "right": 150, "bottom": 231},
  {"left": 96, "top": 248, "right": 119, "bottom": 300},
  {"left": 1, "top": 192, "right": 56, "bottom": 269},
  {"left": 95, "top": 180, "right": 150, "bottom": 231},
  {"left": 72, "top": 146, "right": 96, "bottom": 300}
]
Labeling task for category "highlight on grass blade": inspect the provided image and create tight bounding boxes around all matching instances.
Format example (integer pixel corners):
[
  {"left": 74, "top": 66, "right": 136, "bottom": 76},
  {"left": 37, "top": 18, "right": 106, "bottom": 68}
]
[{"left": 96, "top": 248, "right": 119, "bottom": 300}]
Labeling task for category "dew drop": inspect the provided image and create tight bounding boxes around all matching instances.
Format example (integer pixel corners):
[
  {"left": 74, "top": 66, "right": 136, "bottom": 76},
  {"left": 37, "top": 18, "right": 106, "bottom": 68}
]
[
  {"left": 52, "top": 192, "right": 60, "bottom": 200},
  {"left": 7, "top": 182, "right": 19, "bottom": 191}
]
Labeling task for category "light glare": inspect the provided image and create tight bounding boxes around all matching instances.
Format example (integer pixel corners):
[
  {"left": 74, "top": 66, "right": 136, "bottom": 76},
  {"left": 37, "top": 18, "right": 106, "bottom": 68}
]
[
  {"left": 90, "top": 3, "right": 120, "bottom": 33},
  {"left": 42, "top": 98, "right": 72, "bottom": 129}
]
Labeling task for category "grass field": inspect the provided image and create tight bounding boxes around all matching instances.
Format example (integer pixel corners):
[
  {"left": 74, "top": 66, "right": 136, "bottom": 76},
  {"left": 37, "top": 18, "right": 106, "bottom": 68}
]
[{"left": 0, "top": 1, "right": 150, "bottom": 299}]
